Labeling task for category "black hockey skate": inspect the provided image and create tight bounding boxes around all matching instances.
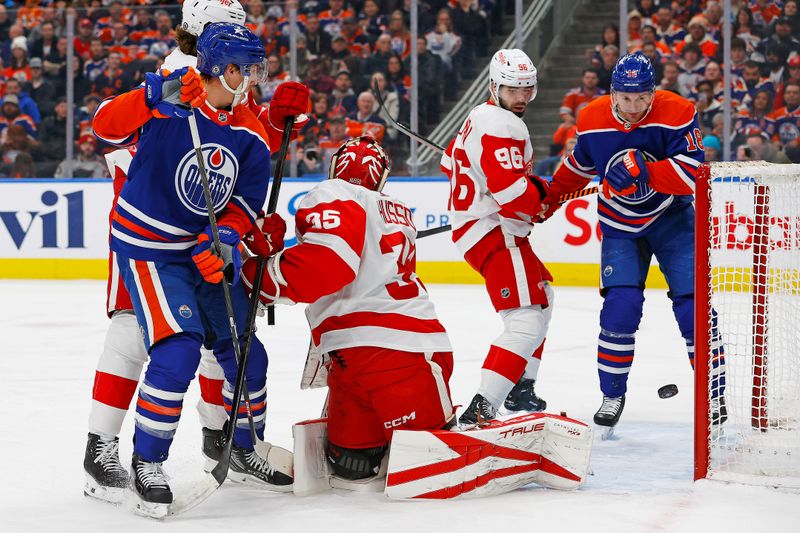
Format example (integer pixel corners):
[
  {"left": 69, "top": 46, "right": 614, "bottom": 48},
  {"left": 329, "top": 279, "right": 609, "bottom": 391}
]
[
  {"left": 201, "top": 427, "right": 224, "bottom": 472},
  {"left": 594, "top": 395, "right": 625, "bottom": 440},
  {"left": 458, "top": 394, "right": 497, "bottom": 426},
  {"left": 711, "top": 396, "right": 728, "bottom": 426},
  {"left": 130, "top": 454, "right": 172, "bottom": 519},
  {"left": 504, "top": 378, "right": 547, "bottom": 413},
  {"left": 228, "top": 445, "right": 294, "bottom": 491},
  {"left": 83, "top": 432, "right": 129, "bottom": 504}
]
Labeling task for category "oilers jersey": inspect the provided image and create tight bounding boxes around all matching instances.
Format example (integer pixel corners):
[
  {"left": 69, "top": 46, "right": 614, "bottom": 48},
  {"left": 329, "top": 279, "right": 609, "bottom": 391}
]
[
  {"left": 551, "top": 90, "right": 704, "bottom": 238},
  {"left": 93, "top": 88, "right": 271, "bottom": 262}
]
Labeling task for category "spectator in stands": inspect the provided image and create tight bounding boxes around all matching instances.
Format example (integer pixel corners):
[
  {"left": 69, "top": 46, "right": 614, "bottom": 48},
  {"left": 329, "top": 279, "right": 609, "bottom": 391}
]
[
  {"left": 678, "top": 42, "right": 707, "bottom": 97},
  {"left": 296, "top": 133, "right": 324, "bottom": 176},
  {"left": 74, "top": 18, "right": 95, "bottom": 61},
  {"left": 596, "top": 44, "right": 619, "bottom": 92},
  {"left": 636, "top": 0, "right": 657, "bottom": 19},
  {"left": 737, "top": 130, "right": 790, "bottom": 163},
  {"left": 559, "top": 68, "right": 604, "bottom": 126},
  {"left": 131, "top": 6, "right": 156, "bottom": 37},
  {"left": 426, "top": 8, "right": 461, "bottom": 69},
  {"left": 6, "top": 36, "right": 31, "bottom": 82},
  {"left": 78, "top": 93, "right": 102, "bottom": 135},
  {"left": 626, "top": 10, "right": 644, "bottom": 52},
  {"left": 302, "top": 93, "right": 332, "bottom": 139},
  {"left": 0, "top": 6, "right": 11, "bottom": 44},
  {"left": 304, "top": 57, "right": 335, "bottom": 94},
  {"left": 84, "top": 38, "right": 107, "bottom": 83},
  {"left": 328, "top": 69, "right": 354, "bottom": 111},
  {"left": 245, "top": 0, "right": 267, "bottom": 32},
  {"left": 341, "top": 15, "right": 371, "bottom": 58},
  {"left": 0, "top": 123, "right": 37, "bottom": 178},
  {"left": 30, "top": 22, "right": 56, "bottom": 63},
  {"left": 591, "top": 24, "right": 619, "bottom": 68},
  {"left": 655, "top": 4, "right": 687, "bottom": 49},
  {"left": 33, "top": 96, "right": 68, "bottom": 176},
  {"left": 729, "top": 37, "right": 749, "bottom": 78},
  {"left": 260, "top": 54, "right": 289, "bottom": 102},
  {"left": 701, "top": 61, "right": 724, "bottom": 100},
  {"left": 779, "top": 0, "right": 800, "bottom": 36},
  {"left": 347, "top": 90, "right": 386, "bottom": 141},
  {"left": 534, "top": 136, "right": 577, "bottom": 176},
  {"left": 16, "top": 1, "right": 43, "bottom": 33},
  {"left": 25, "top": 57, "right": 54, "bottom": 118},
  {"left": 144, "top": 10, "right": 176, "bottom": 60},
  {"left": 0, "top": 94, "right": 36, "bottom": 141},
  {"left": 659, "top": 60, "right": 682, "bottom": 94},
  {"left": 54, "top": 134, "right": 108, "bottom": 179},
  {"left": 736, "top": 60, "right": 775, "bottom": 109},
  {"left": 43, "top": 37, "right": 69, "bottom": 92},
  {"left": 387, "top": 10, "right": 411, "bottom": 59},
  {"left": 769, "top": 81, "right": 800, "bottom": 148},
  {"left": 675, "top": 16, "right": 718, "bottom": 59},
  {"left": 1, "top": 24, "right": 23, "bottom": 66},
  {"left": 735, "top": 88, "right": 774, "bottom": 144},
  {"left": 775, "top": 55, "right": 800, "bottom": 108},
  {"left": 320, "top": 0, "right": 355, "bottom": 38},
  {"left": 370, "top": 70, "right": 400, "bottom": 142},
  {"left": 672, "top": 0, "right": 702, "bottom": 27},
  {"left": 704, "top": 1, "right": 724, "bottom": 41},
  {"left": 733, "top": 6, "right": 762, "bottom": 53},
  {"left": 320, "top": 115, "right": 349, "bottom": 170},
  {"left": 3, "top": 78, "right": 40, "bottom": 125},
  {"left": 451, "top": 0, "right": 487, "bottom": 75},
  {"left": 640, "top": 41, "right": 665, "bottom": 84},
  {"left": 329, "top": 35, "right": 352, "bottom": 64},
  {"left": 305, "top": 12, "right": 332, "bottom": 57},
  {"left": 695, "top": 79, "right": 723, "bottom": 132},
  {"left": 364, "top": 33, "right": 394, "bottom": 76},
  {"left": 91, "top": 51, "right": 133, "bottom": 99},
  {"left": 703, "top": 134, "right": 721, "bottom": 162},
  {"left": 386, "top": 54, "right": 409, "bottom": 100},
  {"left": 758, "top": 17, "right": 800, "bottom": 58},
  {"left": 360, "top": 0, "right": 387, "bottom": 42},
  {"left": 408, "top": 36, "right": 443, "bottom": 123},
  {"left": 751, "top": 0, "right": 782, "bottom": 31},
  {"left": 763, "top": 44, "right": 790, "bottom": 86},
  {"left": 637, "top": 25, "right": 672, "bottom": 60}
]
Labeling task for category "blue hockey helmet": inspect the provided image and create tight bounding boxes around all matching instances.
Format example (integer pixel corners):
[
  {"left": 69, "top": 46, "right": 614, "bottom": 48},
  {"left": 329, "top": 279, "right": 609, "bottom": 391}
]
[
  {"left": 611, "top": 52, "right": 655, "bottom": 93},
  {"left": 196, "top": 22, "right": 266, "bottom": 83}
]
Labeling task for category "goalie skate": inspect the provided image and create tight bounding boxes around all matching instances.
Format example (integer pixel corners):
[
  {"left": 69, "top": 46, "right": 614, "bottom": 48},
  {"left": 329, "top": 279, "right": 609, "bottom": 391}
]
[
  {"left": 458, "top": 394, "right": 497, "bottom": 427},
  {"left": 83, "top": 433, "right": 129, "bottom": 505}
]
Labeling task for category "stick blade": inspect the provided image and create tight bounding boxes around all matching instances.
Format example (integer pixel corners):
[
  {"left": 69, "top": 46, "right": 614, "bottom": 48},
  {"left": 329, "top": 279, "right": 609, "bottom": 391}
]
[{"left": 167, "top": 473, "right": 221, "bottom": 517}]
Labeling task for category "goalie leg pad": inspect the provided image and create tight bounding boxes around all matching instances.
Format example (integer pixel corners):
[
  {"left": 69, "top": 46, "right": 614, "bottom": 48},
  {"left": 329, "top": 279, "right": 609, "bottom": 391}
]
[{"left": 385, "top": 412, "right": 593, "bottom": 499}]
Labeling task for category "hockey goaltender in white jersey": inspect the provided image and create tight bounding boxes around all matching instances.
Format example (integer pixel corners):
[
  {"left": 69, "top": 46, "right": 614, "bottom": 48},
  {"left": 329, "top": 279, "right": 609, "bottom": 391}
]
[{"left": 243, "top": 135, "right": 593, "bottom": 498}]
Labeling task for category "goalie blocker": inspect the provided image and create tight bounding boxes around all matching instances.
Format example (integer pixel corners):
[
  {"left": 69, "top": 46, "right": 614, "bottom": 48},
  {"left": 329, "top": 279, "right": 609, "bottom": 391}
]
[{"left": 293, "top": 412, "right": 592, "bottom": 498}]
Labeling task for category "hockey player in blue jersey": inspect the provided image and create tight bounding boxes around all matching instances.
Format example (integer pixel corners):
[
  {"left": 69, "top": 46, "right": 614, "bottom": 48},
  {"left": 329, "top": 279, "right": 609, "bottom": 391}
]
[
  {"left": 93, "top": 22, "right": 308, "bottom": 517},
  {"left": 546, "top": 53, "right": 726, "bottom": 435}
]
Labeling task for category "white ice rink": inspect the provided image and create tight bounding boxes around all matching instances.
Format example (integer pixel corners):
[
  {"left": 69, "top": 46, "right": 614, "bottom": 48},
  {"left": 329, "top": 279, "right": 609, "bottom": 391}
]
[{"left": 1, "top": 280, "right": 797, "bottom": 532}]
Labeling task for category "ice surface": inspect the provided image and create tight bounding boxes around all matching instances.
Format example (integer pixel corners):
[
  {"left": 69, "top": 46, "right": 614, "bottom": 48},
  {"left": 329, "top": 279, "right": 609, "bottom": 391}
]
[{"left": 0, "top": 280, "right": 797, "bottom": 532}]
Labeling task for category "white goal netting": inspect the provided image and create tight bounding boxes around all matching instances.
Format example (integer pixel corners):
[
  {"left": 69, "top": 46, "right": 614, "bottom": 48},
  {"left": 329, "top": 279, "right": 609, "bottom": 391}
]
[{"left": 699, "top": 162, "right": 800, "bottom": 488}]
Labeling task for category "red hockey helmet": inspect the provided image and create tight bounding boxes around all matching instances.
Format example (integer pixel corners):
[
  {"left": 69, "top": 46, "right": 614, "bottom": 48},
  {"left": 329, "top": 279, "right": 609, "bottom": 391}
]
[{"left": 328, "top": 135, "right": 391, "bottom": 192}]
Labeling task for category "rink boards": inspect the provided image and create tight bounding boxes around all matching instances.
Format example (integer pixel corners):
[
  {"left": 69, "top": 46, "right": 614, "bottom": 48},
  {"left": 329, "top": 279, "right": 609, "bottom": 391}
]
[{"left": 0, "top": 177, "right": 668, "bottom": 287}]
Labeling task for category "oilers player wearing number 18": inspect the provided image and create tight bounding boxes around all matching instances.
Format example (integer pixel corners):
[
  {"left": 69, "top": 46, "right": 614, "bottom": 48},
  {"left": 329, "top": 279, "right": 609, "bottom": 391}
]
[
  {"left": 92, "top": 23, "right": 302, "bottom": 517},
  {"left": 547, "top": 53, "right": 727, "bottom": 433}
]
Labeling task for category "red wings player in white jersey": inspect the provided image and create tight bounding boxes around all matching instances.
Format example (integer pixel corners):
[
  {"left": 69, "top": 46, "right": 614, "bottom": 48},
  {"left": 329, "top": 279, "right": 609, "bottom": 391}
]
[
  {"left": 242, "top": 136, "right": 455, "bottom": 481},
  {"left": 440, "top": 49, "right": 554, "bottom": 426}
]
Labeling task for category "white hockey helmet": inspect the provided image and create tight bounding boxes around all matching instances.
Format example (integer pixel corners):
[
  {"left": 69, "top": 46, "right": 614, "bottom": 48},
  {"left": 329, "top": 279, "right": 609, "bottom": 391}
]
[
  {"left": 181, "top": 0, "right": 246, "bottom": 37},
  {"left": 489, "top": 48, "right": 538, "bottom": 105}
]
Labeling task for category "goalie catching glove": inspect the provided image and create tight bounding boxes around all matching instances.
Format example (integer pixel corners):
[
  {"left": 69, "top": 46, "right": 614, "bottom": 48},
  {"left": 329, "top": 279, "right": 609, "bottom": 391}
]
[{"left": 144, "top": 67, "right": 205, "bottom": 119}]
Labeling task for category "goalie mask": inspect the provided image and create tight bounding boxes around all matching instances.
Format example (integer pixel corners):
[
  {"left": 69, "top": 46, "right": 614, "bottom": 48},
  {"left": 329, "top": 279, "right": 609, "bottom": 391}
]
[{"left": 328, "top": 136, "right": 391, "bottom": 192}]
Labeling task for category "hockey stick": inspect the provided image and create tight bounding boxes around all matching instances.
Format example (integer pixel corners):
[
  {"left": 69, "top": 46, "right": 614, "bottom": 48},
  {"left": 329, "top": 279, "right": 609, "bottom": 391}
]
[
  {"left": 415, "top": 185, "right": 600, "bottom": 239},
  {"left": 264, "top": 117, "right": 294, "bottom": 326},
  {"left": 371, "top": 80, "right": 445, "bottom": 152},
  {"left": 168, "top": 112, "right": 280, "bottom": 516}
]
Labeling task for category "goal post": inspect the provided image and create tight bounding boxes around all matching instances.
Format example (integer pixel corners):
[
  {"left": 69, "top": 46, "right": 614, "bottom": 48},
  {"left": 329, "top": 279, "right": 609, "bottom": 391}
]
[{"left": 695, "top": 161, "right": 800, "bottom": 488}]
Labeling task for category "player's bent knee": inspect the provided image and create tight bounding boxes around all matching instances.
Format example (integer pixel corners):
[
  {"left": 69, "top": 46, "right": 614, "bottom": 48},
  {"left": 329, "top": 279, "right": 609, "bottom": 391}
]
[
  {"left": 600, "top": 287, "right": 645, "bottom": 333},
  {"left": 326, "top": 442, "right": 387, "bottom": 480}
]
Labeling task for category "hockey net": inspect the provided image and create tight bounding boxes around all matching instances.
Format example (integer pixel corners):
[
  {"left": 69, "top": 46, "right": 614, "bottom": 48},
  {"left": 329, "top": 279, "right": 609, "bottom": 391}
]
[{"left": 695, "top": 161, "right": 800, "bottom": 488}]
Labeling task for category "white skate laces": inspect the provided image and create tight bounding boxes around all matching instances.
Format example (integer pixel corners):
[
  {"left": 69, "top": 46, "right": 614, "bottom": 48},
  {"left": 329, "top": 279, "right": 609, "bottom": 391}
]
[
  {"left": 597, "top": 396, "right": 624, "bottom": 416},
  {"left": 93, "top": 438, "right": 126, "bottom": 475},
  {"left": 136, "top": 461, "right": 170, "bottom": 488},
  {"left": 244, "top": 449, "right": 276, "bottom": 475}
]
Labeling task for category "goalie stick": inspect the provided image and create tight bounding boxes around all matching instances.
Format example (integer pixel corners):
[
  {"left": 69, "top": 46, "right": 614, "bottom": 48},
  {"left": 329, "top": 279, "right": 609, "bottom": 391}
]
[{"left": 167, "top": 114, "right": 295, "bottom": 517}]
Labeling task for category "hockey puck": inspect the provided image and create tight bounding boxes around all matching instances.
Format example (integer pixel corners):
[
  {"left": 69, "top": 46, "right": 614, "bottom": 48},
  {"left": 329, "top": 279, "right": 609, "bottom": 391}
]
[{"left": 658, "top": 384, "right": 679, "bottom": 399}]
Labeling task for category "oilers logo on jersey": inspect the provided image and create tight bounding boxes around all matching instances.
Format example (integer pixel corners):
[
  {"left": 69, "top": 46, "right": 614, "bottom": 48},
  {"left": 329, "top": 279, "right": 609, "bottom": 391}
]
[
  {"left": 175, "top": 144, "right": 239, "bottom": 215},
  {"left": 603, "top": 148, "right": 657, "bottom": 203}
]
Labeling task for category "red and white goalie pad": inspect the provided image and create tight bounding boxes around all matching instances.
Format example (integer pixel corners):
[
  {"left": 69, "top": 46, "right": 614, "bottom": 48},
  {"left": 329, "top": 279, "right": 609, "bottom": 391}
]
[{"left": 385, "top": 412, "right": 592, "bottom": 499}]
